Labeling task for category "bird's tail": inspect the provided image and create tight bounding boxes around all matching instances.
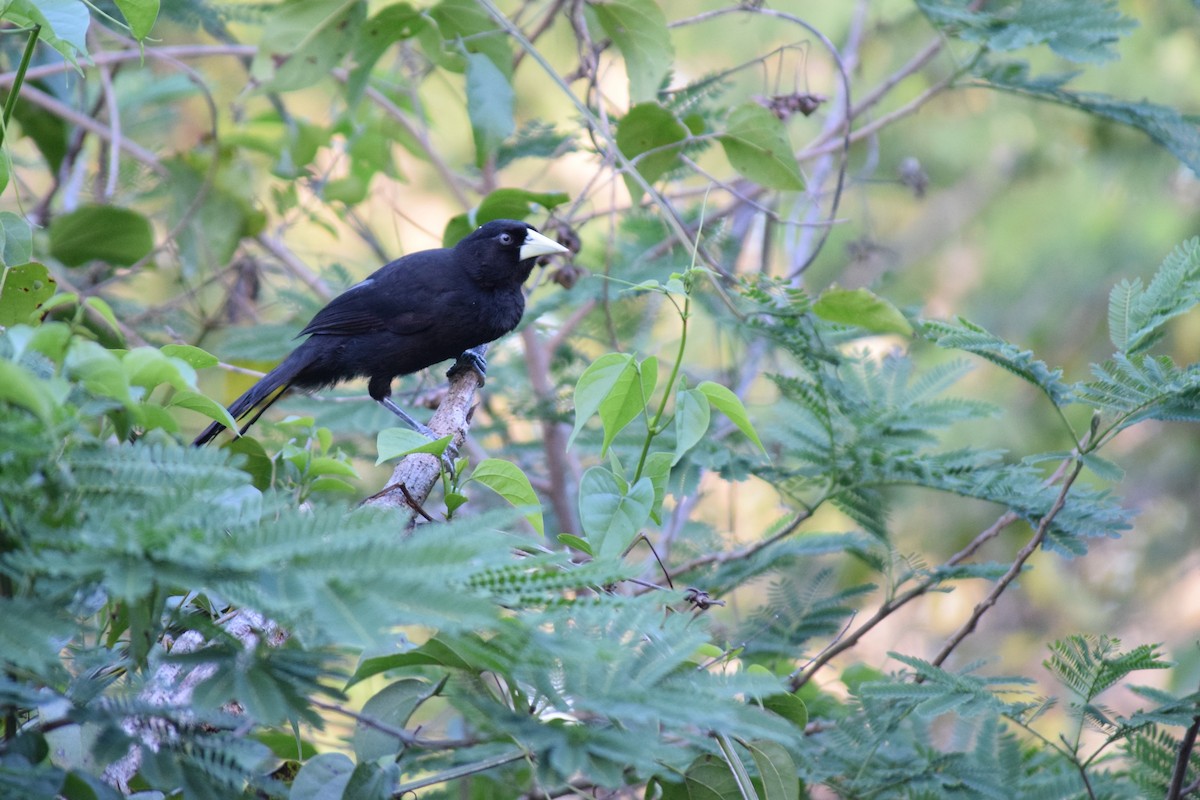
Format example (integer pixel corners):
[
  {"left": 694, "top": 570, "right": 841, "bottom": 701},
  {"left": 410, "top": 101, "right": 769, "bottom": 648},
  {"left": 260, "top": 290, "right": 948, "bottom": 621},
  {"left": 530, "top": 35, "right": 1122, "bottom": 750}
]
[{"left": 192, "top": 349, "right": 309, "bottom": 446}]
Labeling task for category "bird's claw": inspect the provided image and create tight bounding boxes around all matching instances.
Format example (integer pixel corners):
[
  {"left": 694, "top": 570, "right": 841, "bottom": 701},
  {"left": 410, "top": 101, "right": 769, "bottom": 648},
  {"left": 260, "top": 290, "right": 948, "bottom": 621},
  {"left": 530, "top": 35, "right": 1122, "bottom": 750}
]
[{"left": 447, "top": 348, "right": 488, "bottom": 386}]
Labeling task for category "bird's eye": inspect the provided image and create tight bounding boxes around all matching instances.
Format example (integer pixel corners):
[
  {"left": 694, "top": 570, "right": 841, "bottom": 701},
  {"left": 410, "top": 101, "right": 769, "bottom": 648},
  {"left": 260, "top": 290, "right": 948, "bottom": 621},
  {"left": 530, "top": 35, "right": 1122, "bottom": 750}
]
[{"left": 499, "top": 232, "right": 514, "bottom": 245}]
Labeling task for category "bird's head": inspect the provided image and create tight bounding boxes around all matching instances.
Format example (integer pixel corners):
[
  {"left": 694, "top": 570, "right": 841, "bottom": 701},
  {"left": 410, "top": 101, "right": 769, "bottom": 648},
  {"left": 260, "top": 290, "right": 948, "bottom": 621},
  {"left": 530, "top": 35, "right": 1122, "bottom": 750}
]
[{"left": 457, "top": 219, "right": 569, "bottom": 287}]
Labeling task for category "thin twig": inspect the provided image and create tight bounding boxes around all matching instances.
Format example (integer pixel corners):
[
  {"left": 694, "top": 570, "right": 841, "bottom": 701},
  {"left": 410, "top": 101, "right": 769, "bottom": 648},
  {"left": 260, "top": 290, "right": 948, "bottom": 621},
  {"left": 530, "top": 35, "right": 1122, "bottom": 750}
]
[
  {"left": 660, "top": 507, "right": 813, "bottom": 582},
  {"left": 1167, "top": 712, "right": 1200, "bottom": 800},
  {"left": 930, "top": 459, "right": 1085, "bottom": 668}
]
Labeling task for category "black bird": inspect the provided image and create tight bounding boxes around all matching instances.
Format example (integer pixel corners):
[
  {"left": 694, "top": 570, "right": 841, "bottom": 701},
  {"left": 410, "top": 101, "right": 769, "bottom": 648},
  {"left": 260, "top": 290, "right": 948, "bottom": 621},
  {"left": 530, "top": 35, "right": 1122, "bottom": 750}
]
[{"left": 193, "top": 220, "right": 569, "bottom": 446}]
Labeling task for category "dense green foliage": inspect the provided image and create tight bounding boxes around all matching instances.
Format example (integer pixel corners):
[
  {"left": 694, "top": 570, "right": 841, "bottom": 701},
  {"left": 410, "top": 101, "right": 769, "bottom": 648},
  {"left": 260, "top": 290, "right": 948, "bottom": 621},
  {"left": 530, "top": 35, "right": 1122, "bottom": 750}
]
[{"left": 1, "top": 1, "right": 1199, "bottom": 798}]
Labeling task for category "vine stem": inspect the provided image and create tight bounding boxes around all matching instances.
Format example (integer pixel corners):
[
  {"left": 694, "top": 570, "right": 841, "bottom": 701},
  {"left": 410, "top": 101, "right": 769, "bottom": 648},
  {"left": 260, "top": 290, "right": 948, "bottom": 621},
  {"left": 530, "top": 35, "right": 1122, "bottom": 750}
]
[
  {"left": 633, "top": 293, "right": 688, "bottom": 483},
  {"left": 0, "top": 24, "right": 40, "bottom": 149},
  {"left": 391, "top": 749, "right": 529, "bottom": 796}
]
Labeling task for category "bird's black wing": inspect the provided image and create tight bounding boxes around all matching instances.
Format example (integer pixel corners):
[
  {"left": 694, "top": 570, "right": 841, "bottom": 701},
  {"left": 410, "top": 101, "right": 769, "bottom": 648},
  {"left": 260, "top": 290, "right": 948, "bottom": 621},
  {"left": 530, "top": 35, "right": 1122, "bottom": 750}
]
[{"left": 298, "top": 256, "right": 449, "bottom": 338}]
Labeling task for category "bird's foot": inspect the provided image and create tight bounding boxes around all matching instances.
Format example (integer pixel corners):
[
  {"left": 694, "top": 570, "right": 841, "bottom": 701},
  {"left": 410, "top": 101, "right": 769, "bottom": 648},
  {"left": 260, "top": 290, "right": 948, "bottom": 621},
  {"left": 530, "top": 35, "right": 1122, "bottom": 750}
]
[{"left": 447, "top": 347, "right": 487, "bottom": 386}]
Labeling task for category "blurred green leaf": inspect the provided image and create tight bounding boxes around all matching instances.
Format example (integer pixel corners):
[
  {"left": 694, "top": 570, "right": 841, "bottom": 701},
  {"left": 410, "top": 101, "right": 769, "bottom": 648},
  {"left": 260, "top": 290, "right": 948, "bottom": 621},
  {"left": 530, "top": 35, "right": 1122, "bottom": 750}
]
[
  {"left": 466, "top": 51, "right": 515, "bottom": 167},
  {"left": 558, "top": 533, "right": 594, "bottom": 556},
  {"left": 170, "top": 390, "right": 238, "bottom": 430},
  {"left": 587, "top": 0, "right": 673, "bottom": 104},
  {"left": 0, "top": 359, "right": 53, "bottom": 421},
  {"left": 430, "top": 0, "right": 512, "bottom": 76},
  {"left": 160, "top": 344, "right": 219, "bottom": 370},
  {"left": 291, "top": 753, "right": 355, "bottom": 800},
  {"left": 345, "top": 3, "right": 427, "bottom": 105},
  {"left": 115, "top": 0, "right": 159, "bottom": 40},
  {"left": 352, "top": 679, "right": 426, "bottom": 762},
  {"left": 0, "top": 211, "right": 33, "bottom": 267},
  {"left": 813, "top": 286, "right": 914, "bottom": 336},
  {"left": 762, "top": 692, "right": 808, "bottom": 730},
  {"left": 470, "top": 458, "right": 544, "bottom": 534},
  {"left": 719, "top": 103, "right": 804, "bottom": 190},
  {"left": 617, "top": 102, "right": 688, "bottom": 200},
  {"left": 747, "top": 739, "right": 798, "bottom": 800},
  {"left": 123, "top": 347, "right": 194, "bottom": 391},
  {"left": 443, "top": 188, "right": 569, "bottom": 246},
  {"left": 4, "top": 0, "right": 89, "bottom": 60},
  {"left": 672, "top": 387, "right": 710, "bottom": 465},
  {"left": 48, "top": 205, "right": 154, "bottom": 268},
  {"left": 250, "top": 0, "right": 367, "bottom": 93}
]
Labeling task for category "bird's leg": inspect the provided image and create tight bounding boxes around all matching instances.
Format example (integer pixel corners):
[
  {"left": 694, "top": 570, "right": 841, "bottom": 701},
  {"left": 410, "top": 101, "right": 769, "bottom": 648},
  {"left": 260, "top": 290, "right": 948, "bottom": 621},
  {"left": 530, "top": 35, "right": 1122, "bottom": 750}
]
[
  {"left": 446, "top": 346, "right": 487, "bottom": 386},
  {"left": 376, "top": 396, "right": 459, "bottom": 475},
  {"left": 370, "top": 376, "right": 458, "bottom": 474},
  {"left": 376, "top": 396, "right": 437, "bottom": 439}
]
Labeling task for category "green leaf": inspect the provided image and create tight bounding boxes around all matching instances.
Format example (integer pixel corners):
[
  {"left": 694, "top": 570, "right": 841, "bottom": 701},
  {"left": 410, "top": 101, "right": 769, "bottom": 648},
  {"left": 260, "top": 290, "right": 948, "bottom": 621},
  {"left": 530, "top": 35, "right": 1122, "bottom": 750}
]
[
  {"left": 762, "top": 692, "right": 808, "bottom": 730},
  {"left": 0, "top": 211, "right": 33, "bottom": 267},
  {"left": 250, "top": 0, "right": 367, "bottom": 93},
  {"left": 557, "top": 533, "right": 594, "bottom": 556},
  {"left": 597, "top": 355, "right": 656, "bottom": 455},
  {"left": 0, "top": 359, "right": 53, "bottom": 421},
  {"left": 114, "top": 0, "right": 159, "bottom": 40},
  {"left": 352, "top": 679, "right": 426, "bottom": 762},
  {"left": 160, "top": 344, "right": 219, "bottom": 370},
  {"left": 225, "top": 435, "right": 274, "bottom": 490},
  {"left": 123, "top": 347, "right": 194, "bottom": 391},
  {"left": 672, "top": 387, "right": 710, "bottom": 465},
  {"left": 345, "top": 3, "right": 427, "bottom": 105},
  {"left": 587, "top": 0, "right": 674, "bottom": 104},
  {"left": 429, "top": 0, "right": 512, "bottom": 76},
  {"left": 719, "top": 103, "right": 804, "bottom": 191},
  {"left": 0, "top": 262, "right": 57, "bottom": 326},
  {"left": 442, "top": 188, "right": 569, "bottom": 247},
  {"left": 569, "top": 353, "right": 636, "bottom": 449},
  {"left": 578, "top": 467, "right": 654, "bottom": 558},
  {"left": 170, "top": 390, "right": 238, "bottom": 429},
  {"left": 641, "top": 451, "right": 673, "bottom": 523},
  {"left": 470, "top": 458, "right": 544, "bottom": 535},
  {"left": 683, "top": 757, "right": 742, "bottom": 800},
  {"left": 65, "top": 342, "right": 132, "bottom": 406},
  {"left": 376, "top": 428, "right": 452, "bottom": 463},
  {"left": 465, "top": 51, "right": 515, "bottom": 167},
  {"left": 746, "top": 739, "right": 799, "bottom": 800},
  {"left": 698, "top": 381, "right": 766, "bottom": 454},
  {"left": 617, "top": 102, "right": 688, "bottom": 200},
  {"left": 813, "top": 286, "right": 914, "bottom": 336},
  {"left": 291, "top": 752, "right": 355, "bottom": 800},
  {"left": 4, "top": 0, "right": 89, "bottom": 60},
  {"left": 48, "top": 205, "right": 155, "bottom": 268},
  {"left": 307, "top": 457, "right": 359, "bottom": 478}
]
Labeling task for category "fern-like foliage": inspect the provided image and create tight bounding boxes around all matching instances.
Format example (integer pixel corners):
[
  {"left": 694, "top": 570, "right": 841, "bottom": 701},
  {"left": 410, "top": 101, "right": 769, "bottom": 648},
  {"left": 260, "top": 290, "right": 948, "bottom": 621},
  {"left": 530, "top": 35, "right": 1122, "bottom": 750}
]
[
  {"left": 977, "top": 61, "right": 1200, "bottom": 175},
  {"left": 741, "top": 569, "right": 876, "bottom": 661},
  {"left": 922, "top": 318, "right": 1072, "bottom": 407},
  {"left": 1122, "top": 724, "right": 1198, "bottom": 798},
  {"left": 1074, "top": 239, "right": 1200, "bottom": 435},
  {"left": 1107, "top": 238, "right": 1200, "bottom": 355},
  {"left": 916, "top": 0, "right": 1137, "bottom": 63},
  {"left": 1043, "top": 635, "right": 1170, "bottom": 737}
]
